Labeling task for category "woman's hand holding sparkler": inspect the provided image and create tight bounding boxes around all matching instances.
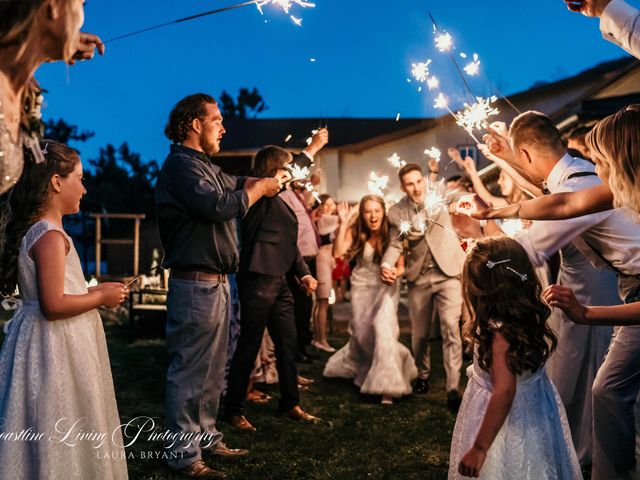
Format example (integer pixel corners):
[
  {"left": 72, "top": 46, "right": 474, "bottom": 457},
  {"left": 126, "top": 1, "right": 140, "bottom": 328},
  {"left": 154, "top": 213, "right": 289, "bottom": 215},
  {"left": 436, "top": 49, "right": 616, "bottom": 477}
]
[
  {"left": 69, "top": 33, "right": 106, "bottom": 64},
  {"left": 305, "top": 128, "right": 329, "bottom": 156}
]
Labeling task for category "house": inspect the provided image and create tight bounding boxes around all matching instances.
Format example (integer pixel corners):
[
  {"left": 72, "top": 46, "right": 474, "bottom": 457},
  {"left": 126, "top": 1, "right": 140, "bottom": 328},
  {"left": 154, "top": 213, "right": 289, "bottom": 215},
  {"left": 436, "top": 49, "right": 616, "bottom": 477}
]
[{"left": 213, "top": 57, "right": 640, "bottom": 202}]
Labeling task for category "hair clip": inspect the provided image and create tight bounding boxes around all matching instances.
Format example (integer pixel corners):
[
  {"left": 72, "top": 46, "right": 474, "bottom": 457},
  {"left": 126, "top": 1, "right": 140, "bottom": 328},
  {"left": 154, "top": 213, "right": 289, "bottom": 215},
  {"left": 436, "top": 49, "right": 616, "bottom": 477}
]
[
  {"left": 41, "top": 143, "right": 48, "bottom": 156},
  {"left": 506, "top": 266, "right": 527, "bottom": 282},
  {"left": 486, "top": 259, "right": 511, "bottom": 269}
]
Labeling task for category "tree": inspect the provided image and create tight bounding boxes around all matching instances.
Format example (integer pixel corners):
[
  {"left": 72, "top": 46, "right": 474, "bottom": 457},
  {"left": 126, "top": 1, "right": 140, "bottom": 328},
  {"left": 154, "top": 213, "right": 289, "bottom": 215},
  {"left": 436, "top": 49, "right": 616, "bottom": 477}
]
[
  {"left": 219, "top": 87, "right": 268, "bottom": 119},
  {"left": 44, "top": 118, "right": 95, "bottom": 144}
]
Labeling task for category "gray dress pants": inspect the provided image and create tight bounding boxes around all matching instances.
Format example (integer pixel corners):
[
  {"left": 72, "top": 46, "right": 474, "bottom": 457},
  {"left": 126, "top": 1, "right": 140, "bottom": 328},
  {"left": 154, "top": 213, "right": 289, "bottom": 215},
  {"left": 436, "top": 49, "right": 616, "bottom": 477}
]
[{"left": 164, "top": 278, "right": 230, "bottom": 470}]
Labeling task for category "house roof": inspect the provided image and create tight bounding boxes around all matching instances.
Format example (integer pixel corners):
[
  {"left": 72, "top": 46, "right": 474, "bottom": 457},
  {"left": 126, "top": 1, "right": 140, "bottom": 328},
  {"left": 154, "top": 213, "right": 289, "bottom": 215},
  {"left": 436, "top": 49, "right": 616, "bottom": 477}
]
[
  {"left": 217, "top": 57, "right": 639, "bottom": 154},
  {"left": 218, "top": 117, "right": 425, "bottom": 153}
]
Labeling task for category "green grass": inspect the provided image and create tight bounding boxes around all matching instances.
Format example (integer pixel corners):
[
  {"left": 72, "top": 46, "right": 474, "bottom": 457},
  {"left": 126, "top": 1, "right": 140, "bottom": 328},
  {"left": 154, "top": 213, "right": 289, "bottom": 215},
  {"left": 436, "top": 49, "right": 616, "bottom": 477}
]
[{"left": 0, "top": 305, "right": 460, "bottom": 480}]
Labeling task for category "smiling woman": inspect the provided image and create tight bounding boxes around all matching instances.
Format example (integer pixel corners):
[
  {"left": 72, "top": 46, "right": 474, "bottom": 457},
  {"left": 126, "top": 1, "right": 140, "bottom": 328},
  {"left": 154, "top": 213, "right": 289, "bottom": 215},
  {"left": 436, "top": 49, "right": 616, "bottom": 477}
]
[{"left": 0, "top": 0, "right": 104, "bottom": 195}]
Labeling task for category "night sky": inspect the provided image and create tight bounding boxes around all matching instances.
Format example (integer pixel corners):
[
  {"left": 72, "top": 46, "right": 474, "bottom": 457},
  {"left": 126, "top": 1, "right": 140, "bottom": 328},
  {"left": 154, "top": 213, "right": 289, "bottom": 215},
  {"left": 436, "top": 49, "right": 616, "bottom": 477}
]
[{"left": 36, "top": 0, "right": 629, "bottom": 163}]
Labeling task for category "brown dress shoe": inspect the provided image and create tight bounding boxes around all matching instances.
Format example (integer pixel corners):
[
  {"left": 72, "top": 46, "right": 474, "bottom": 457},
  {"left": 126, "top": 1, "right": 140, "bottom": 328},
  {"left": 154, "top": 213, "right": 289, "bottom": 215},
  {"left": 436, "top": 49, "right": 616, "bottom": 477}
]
[
  {"left": 297, "top": 375, "right": 315, "bottom": 386},
  {"left": 210, "top": 441, "right": 249, "bottom": 457},
  {"left": 174, "top": 459, "right": 226, "bottom": 478},
  {"left": 284, "top": 405, "right": 321, "bottom": 423},
  {"left": 227, "top": 415, "right": 256, "bottom": 432}
]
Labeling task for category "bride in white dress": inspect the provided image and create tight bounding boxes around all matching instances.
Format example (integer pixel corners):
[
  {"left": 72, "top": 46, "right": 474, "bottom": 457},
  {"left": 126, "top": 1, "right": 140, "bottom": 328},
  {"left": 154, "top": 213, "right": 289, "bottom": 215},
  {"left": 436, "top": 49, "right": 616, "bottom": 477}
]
[
  {"left": 323, "top": 195, "right": 417, "bottom": 404},
  {"left": 0, "top": 141, "right": 128, "bottom": 479}
]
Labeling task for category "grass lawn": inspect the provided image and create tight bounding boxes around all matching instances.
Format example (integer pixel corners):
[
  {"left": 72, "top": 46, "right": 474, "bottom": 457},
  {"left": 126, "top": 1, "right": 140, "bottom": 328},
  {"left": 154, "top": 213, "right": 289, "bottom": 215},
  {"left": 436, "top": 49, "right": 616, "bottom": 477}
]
[
  {"left": 110, "top": 300, "right": 461, "bottom": 480},
  {"left": 0, "top": 301, "right": 462, "bottom": 480}
]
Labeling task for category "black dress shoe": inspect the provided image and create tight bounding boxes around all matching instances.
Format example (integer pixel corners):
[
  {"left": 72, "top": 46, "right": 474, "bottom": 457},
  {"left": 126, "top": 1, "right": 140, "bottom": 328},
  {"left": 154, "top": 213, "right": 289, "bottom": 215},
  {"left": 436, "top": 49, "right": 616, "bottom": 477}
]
[
  {"left": 447, "top": 390, "right": 462, "bottom": 413},
  {"left": 414, "top": 378, "right": 429, "bottom": 394},
  {"left": 296, "top": 352, "right": 313, "bottom": 364},
  {"left": 300, "top": 346, "right": 320, "bottom": 360}
]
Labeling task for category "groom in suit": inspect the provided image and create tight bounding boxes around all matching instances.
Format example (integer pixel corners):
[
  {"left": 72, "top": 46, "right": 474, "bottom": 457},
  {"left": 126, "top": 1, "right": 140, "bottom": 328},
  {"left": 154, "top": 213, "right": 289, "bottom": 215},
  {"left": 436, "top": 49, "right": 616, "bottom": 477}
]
[{"left": 381, "top": 163, "right": 465, "bottom": 411}]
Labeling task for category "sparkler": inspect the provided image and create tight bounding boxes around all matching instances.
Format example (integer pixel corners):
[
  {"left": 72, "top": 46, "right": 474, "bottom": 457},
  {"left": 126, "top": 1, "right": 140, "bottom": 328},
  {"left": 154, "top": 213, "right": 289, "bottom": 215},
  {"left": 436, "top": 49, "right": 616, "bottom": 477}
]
[
  {"left": 499, "top": 219, "right": 525, "bottom": 237},
  {"left": 368, "top": 172, "right": 389, "bottom": 196},
  {"left": 463, "top": 53, "right": 480, "bottom": 76},
  {"left": 423, "top": 147, "right": 442, "bottom": 163},
  {"left": 423, "top": 179, "right": 451, "bottom": 216},
  {"left": 306, "top": 129, "right": 319, "bottom": 145},
  {"left": 398, "top": 220, "right": 412, "bottom": 237},
  {"left": 288, "top": 163, "right": 311, "bottom": 181},
  {"left": 104, "top": 0, "right": 315, "bottom": 44},
  {"left": 411, "top": 61, "right": 432, "bottom": 83},
  {"left": 434, "top": 32, "right": 453, "bottom": 52},
  {"left": 387, "top": 153, "right": 406, "bottom": 169},
  {"left": 427, "top": 76, "right": 440, "bottom": 91},
  {"left": 454, "top": 96, "right": 500, "bottom": 142}
]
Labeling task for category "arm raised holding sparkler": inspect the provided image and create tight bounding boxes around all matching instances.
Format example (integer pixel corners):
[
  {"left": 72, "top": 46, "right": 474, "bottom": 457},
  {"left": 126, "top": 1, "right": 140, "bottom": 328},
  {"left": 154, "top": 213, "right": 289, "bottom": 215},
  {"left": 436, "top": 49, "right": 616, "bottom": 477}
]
[
  {"left": 332, "top": 201, "right": 358, "bottom": 260},
  {"left": 565, "top": 0, "right": 640, "bottom": 60}
]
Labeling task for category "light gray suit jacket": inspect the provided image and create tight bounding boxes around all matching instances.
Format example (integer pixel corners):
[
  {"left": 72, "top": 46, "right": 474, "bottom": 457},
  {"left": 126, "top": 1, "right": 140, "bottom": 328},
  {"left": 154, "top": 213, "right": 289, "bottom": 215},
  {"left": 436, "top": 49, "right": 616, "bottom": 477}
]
[{"left": 382, "top": 195, "right": 465, "bottom": 281}]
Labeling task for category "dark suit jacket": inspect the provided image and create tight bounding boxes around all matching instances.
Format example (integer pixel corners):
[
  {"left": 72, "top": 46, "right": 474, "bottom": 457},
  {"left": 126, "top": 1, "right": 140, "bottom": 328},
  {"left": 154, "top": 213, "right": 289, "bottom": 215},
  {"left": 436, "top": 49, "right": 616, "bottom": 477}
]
[{"left": 239, "top": 192, "right": 311, "bottom": 279}]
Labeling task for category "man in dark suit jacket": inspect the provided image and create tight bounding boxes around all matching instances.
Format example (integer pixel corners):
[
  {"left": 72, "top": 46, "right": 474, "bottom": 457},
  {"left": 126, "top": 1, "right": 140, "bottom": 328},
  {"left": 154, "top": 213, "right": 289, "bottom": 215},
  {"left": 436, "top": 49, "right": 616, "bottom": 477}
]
[{"left": 224, "top": 146, "right": 319, "bottom": 431}]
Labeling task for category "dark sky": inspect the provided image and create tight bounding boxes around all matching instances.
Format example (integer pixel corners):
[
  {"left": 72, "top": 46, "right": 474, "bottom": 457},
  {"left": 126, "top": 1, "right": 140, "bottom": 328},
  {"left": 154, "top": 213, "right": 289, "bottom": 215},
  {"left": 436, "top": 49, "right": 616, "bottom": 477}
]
[{"left": 36, "top": 0, "right": 629, "bottom": 163}]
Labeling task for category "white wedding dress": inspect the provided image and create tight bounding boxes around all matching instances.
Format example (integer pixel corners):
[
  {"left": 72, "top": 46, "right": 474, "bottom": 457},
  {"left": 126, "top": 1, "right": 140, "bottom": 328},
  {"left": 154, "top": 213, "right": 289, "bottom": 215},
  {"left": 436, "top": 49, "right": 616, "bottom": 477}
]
[
  {"left": 0, "top": 221, "right": 128, "bottom": 479},
  {"left": 449, "top": 353, "right": 582, "bottom": 479},
  {"left": 323, "top": 242, "right": 417, "bottom": 397}
]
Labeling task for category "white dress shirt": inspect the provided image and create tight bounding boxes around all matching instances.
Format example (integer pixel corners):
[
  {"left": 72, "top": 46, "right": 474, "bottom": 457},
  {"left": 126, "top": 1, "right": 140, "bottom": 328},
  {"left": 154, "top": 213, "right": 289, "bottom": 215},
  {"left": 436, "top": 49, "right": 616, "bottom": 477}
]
[
  {"left": 515, "top": 153, "right": 640, "bottom": 297},
  {"left": 600, "top": 0, "right": 640, "bottom": 59}
]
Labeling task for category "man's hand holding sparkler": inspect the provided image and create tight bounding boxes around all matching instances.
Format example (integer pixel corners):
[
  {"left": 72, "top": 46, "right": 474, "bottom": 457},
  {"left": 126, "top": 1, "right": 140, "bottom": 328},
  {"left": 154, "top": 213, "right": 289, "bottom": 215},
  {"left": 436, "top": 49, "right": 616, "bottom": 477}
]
[
  {"left": 304, "top": 127, "right": 329, "bottom": 157},
  {"left": 564, "top": 0, "right": 611, "bottom": 17}
]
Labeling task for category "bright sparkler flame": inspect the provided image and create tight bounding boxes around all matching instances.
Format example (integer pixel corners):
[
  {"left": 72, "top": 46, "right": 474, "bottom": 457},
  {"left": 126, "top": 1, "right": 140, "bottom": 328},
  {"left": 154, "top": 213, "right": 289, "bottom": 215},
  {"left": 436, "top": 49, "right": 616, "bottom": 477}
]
[
  {"left": 434, "top": 92, "right": 449, "bottom": 110},
  {"left": 411, "top": 60, "right": 432, "bottom": 83},
  {"left": 500, "top": 219, "right": 525, "bottom": 237},
  {"left": 463, "top": 53, "right": 480, "bottom": 76},
  {"left": 288, "top": 164, "right": 310, "bottom": 181},
  {"left": 435, "top": 32, "right": 453, "bottom": 52},
  {"left": 423, "top": 179, "right": 450, "bottom": 217},
  {"left": 255, "top": 0, "right": 315, "bottom": 24},
  {"left": 424, "top": 147, "right": 442, "bottom": 163},
  {"left": 398, "top": 220, "right": 412, "bottom": 237},
  {"left": 454, "top": 96, "right": 500, "bottom": 135},
  {"left": 306, "top": 128, "right": 318, "bottom": 145},
  {"left": 427, "top": 76, "right": 440, "bottom": 91},
  {"left": 387, "top": 153, "right": 406, "bottom": 169},
  {"left": 256, "top": 0, "right": 316, "bottom": 14},
  {"left": 368, "top": 172, "right": 389, "bottom": 196}
]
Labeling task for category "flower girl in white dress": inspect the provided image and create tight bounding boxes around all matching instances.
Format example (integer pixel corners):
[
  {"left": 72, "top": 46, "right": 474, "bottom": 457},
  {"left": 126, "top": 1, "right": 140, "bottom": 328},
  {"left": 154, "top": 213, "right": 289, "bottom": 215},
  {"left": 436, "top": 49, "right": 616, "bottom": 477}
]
[
  {"left": 449, "top": 237, "right": 581, "bottom": 479},
  {"left": 0, "top": 141, "right": 129, "bottom": 479}
]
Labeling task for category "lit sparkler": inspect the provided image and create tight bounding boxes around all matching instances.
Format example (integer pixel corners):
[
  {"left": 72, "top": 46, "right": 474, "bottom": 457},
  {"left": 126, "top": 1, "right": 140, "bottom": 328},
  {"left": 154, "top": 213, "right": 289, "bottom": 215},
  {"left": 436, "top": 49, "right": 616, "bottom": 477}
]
[
  {"left": 398, "top": 220, "right": 412, "bottom": 237},
  {"left": 411, "top": 60, "right": 432, "bottom": 83},
  {"left": 434, "top": 92, "right": 449, "bottom": 110},
  {"left": 423, "top": 147, "right": 442, "bottom": 163},
  {"left": 255, "top": 0, "right": 316, "bottom": 15},
  {"left": 387, "top": 153, "right": 406, "bottom": 169},
  {"left": 463, "top": 53, "right": 480, "bottom": 76},
  {"left": 454, "top": 96, "right": 500, "bottom": 140},
  {"left": 427, "top": 76, "right": 440, "bottom": 91},
  {"left": 423, "top": 179, "right": 450, "bottom": 216},
  {"left": 500, "top": 219, "right": 525, "bottom": 237},
  {"left": 435, "top": 32, "right": 453, "bottom": 52},
  {"left": 368, "top": 172, "right": 389, "bottom": 196},
  {"left": 288, "top": 163, "right": 311, "bottom": 181}
]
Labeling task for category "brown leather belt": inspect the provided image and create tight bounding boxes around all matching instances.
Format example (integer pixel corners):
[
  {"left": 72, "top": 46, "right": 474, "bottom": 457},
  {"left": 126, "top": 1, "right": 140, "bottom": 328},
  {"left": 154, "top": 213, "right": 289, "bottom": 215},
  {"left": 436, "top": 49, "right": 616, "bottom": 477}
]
[{"left": 170, "top": 270, "right": 227, "bottom": 283}]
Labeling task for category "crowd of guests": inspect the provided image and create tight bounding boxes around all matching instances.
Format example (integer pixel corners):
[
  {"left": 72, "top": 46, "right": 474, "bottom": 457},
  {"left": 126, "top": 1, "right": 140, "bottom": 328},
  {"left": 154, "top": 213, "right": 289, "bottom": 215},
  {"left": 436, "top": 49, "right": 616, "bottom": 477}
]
[{"left": 1, "top": 0, "right": 640, "bottom": 479}]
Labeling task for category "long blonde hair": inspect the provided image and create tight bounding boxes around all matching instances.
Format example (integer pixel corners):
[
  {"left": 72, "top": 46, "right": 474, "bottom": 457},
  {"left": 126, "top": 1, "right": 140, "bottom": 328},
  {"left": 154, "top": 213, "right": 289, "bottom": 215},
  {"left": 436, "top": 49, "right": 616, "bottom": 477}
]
[{"left": 587, "top": 105, "right": 640, "bottom": 215}]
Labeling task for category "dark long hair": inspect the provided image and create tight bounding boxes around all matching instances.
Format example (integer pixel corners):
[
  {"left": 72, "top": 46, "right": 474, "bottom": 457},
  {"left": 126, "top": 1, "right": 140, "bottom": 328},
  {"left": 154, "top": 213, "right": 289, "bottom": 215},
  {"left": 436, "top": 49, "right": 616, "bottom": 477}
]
[
  {"left": 347, "top": 195, "right": 389, "bottom": 265},
  {"left": 462, "top": 236, "right": 556, "bottom": 375},
  {"left": 0, "top": 140, "right": 79, "bottom": 295},
  {"left": 164, "top": 93, "right": 217, "bottom": 144}
]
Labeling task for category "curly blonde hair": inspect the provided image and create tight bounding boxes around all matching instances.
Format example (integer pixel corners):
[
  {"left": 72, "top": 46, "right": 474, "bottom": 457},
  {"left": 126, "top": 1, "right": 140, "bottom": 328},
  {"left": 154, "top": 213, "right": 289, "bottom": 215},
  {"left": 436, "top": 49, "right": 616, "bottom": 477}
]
[
  {"left": 586, "top": 105, "right": 640, "bottom": 216},
  {"left": 462, "top": 236, "right": 556, "bottom": 375}
]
